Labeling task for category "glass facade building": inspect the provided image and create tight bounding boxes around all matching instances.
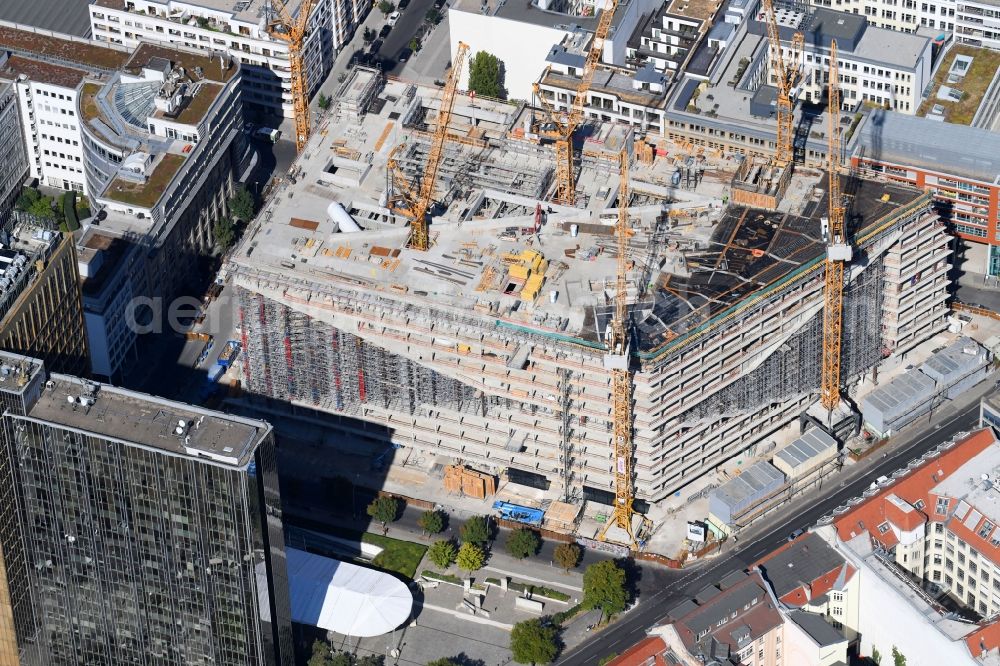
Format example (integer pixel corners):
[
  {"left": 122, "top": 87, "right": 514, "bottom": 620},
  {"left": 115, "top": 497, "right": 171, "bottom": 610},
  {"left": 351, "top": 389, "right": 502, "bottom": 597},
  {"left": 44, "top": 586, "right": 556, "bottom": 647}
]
[{"left": 0, "top": 354, "right": 293, "bottom": 665}]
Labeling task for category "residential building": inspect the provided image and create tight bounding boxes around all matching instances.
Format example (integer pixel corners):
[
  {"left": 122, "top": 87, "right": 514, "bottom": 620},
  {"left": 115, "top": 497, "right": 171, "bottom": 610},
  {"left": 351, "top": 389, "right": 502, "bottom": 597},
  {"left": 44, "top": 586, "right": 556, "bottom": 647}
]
[
  {"left": 811, "top": 427, "right": 1000, "bottom": 664},
  {"left": 747, "top": 6, "right": 933, "bottom": 113},
  {"left": 0, "top": 355, "right": 294, "bottom": 664},
  {"left": 625, "top": 0, "right": 722, "bottom": 75},
  {"left": 0, "top": 222, "right": 90, "bottom": 378},
  {"left": 89, "top": 0, "right": 350, "bottom": 118},
  {"left": 808, "top": 0, "right": 954, "bottom": 33},
  {"left": 848, "top": 110, "right": 1000, "bottom": 271},
  {"left": 620, "top": 569, "right": 849, "bottom": 666},
  {"left": 956, "top": 0, "right": 1000, "bottom": 48},
  {"left": 0, "top": 81, "right": 27, "bottom": 231},
  {"left": 1, "top": 24, "right": 250, "bottom": 380},
  {"left": 536, "top": 42, "right": 672, "bottom": 135},
  {"left": 448, "top": 0, "right": 654, "bottom": 100}
]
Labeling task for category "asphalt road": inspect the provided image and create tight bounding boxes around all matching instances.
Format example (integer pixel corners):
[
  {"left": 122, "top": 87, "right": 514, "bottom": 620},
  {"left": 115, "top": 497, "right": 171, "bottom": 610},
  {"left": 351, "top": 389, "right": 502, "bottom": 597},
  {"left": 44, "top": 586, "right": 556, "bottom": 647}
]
[
  {"left": 956, "top": 282, "right": 1000, "bottom": 313},
  {"left": 557, "top": 401, "right": 984, "bottom": 665},
  {"left": 376, "top": 0, "right": 438, "bottom": 73}
]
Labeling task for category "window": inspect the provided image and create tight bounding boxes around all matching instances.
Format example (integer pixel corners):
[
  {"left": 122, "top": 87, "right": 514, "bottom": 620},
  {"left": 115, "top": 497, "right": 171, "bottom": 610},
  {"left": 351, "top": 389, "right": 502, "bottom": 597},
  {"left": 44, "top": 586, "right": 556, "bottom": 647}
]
[
  {"left": 980, "top": 522, "right": 995, "bottom": 539},
  {"left": 915, "top": 499, "right": 926, "bottom": 510},
  {"left": 832, "top": 592, "right": 843, "bottom": 602},
  {"left": 936, "top": 497, "right": 950, "bottom": 515},
  {"left": 936, "top": 523, "right": 945, "bottom": 534},
  {"left": 878, "top": 522, "right": 891, "bottom": 534}
]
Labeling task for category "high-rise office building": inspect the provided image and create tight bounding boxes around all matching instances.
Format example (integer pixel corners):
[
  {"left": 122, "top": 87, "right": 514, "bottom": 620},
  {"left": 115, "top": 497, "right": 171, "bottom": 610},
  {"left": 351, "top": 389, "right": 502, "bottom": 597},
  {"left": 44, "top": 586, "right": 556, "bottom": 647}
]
[
  {"left": 0, "top": 81, "right": 27, "bottom": 232},
  {"left": 0, "top": 223, "right": 89, "bottom": 378},
  {"left": 0, "top": 352, "right": 293, "bottom": 665}
]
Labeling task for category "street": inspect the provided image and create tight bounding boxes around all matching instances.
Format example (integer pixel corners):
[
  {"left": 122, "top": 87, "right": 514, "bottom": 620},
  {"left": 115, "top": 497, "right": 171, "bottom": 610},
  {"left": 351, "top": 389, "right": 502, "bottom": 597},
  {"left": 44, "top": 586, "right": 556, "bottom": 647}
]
[{"left": 557, "top": 399, "right": 984, "bottom": 665}]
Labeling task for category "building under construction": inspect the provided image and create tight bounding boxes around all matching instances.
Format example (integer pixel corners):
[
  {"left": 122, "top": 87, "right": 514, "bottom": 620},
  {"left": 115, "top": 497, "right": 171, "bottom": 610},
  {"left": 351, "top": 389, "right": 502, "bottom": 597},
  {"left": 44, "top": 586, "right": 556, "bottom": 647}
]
[{"left": 226, "top": 69, "right": 950, "bottom": 506}]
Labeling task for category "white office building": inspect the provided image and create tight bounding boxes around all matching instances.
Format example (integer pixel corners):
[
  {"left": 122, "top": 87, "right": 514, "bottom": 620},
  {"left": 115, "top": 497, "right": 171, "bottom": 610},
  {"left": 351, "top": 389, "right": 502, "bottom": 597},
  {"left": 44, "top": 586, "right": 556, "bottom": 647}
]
[{"left": 89, "top": 0, "right": 351, "bottom": 117}]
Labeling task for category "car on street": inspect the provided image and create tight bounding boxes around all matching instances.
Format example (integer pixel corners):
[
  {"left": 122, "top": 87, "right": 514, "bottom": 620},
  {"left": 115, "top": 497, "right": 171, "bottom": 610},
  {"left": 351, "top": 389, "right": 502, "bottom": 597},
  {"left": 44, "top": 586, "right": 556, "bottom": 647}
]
[
  {"left": 399, "top": 0, "right": 410, "bottom": 8},
  {"left": 787, "top": 528, "right": 805, "bottom": 542},
  {"left": 369, "top": 38, "right": 383, "bottom": 54},
  {"left": 379, "top": 24, "right": 391, "bottom": 38},
  {"left": 398, "top": 47, "right": 412, "bottom": 63},
  {"left": 387, "top": 10, "right": 400, "bottom": 26}
]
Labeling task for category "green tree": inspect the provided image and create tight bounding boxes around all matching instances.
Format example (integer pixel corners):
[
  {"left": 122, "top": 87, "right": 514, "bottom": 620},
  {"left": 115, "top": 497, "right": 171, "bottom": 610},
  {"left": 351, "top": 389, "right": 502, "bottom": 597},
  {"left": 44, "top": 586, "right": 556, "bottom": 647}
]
[
  {"left": 456, "top": 542, "right": 485, "bottom": 572},
  {"left": 408, "top": 37, "right": 420, "bottom": 52},
  {"left": 213, "top": 215, "right": 236, "bottom": 251},
  {"left": 506, "top": 528, "right": 540, "bottom": 560},
  {"left": 419, "top": 510, "right": 445, "bottom": 535},
  {"left": 872, "top": 647, "right": 882, "bottom": 665},
  {"left": 425, "top": 8, "right": 440, "bottom": 22},
  {"left": 468, "top": 51, "right": 504, "bottom": 99},
  {"left": 356, "top": 655, "right": 384, "bottom": 666},
  {"left": 363, "top": 27, "right": 376, "bottom": 42},
  {"left": 460, "top": 515, "right": 490, "bottom": 545},
  {"left": 366, "top": 496, "right": 399, "bottom": 534},
  {"left": 553, "top": 543, "right": 582, "bottom": 572},
  {"left": 510, "top": 618, "right": 559, "bottom": 665},
  {"left": 318, "top": 93, "right": 332, "bottom": 110},
  {"left": 229, "top": 186, "right": 255, "bottom": 222},
  {"left": 428, "top": 539, "right": 457, "bottom": 568},
  {"left": 61, "top": 191, "right": 80, "bottom": 232},
  {"left": 582, "top": 560, "right": 628, "bottom": 619},
  {"left": 378, "top": 0, "right": 395, "bottom": 15},
  {"left": 426, "top": 660, "right": 458, "bottom": 666},
  {"left": 308, "top": 639, "right": 332, "bottom": 666},
  {"left": 891, "top": 647, "right": 906, "bottom": 666},
  {"left": 330, "top": 654, "right": 353, "bottom": 666},
  {"left": 15, "top": 187, "right": 40, "bottom": 212}
]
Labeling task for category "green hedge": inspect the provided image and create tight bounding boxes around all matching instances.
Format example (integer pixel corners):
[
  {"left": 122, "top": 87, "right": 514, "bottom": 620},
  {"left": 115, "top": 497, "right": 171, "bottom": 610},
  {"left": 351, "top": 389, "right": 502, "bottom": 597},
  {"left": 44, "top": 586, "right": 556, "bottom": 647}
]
[{"left": 61, "top": 191, "right": 79, "bottom": 232}]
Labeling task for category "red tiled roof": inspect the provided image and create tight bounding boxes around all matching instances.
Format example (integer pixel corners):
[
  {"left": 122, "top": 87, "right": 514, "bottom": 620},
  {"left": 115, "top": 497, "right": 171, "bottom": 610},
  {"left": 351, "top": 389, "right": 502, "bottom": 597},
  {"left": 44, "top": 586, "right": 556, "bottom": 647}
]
[
  {"left": 966, "top": 621, "right": 1000, "bottom": 658},
  {"left": 606, "top": 637, "right": 667, "bottom": 666},
  {"left": 885, "top": 495, "right": 925, "bottom": 531},
  {"left": 834, "top": 429, "right": 998, "bottom": 550}
]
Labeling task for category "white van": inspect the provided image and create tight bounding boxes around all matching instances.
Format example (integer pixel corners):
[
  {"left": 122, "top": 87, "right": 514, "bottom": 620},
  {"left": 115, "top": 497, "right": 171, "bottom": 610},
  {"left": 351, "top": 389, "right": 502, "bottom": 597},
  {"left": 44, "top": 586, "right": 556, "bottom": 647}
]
[{"left": 254, "top": 127, "right": 280, "bottom": 142}]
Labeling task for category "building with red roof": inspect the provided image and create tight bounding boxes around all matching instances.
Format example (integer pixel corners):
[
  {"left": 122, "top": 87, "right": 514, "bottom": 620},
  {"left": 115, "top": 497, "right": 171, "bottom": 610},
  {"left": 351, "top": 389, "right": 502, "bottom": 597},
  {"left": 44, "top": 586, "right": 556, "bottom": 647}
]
[{"left": 813, "top": 427, "right": 1000, "bottom": 665}]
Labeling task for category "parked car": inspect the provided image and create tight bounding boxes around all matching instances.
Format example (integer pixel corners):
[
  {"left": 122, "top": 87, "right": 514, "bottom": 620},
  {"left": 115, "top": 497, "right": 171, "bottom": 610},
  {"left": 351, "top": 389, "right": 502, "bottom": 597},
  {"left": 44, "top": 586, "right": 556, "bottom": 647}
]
[
  {"left": 399, "top": 0, "right": 410, "bottom": 9},
  {"left": 369, "top": 38, "right": 383, "bottom": 54},
  {"left": 387, "top": 10, "right": 400, "bottom": 26},
  {"left": 787, "top": 528, "right": 805, "bottom": 542},
  {"left": 398, "top": 47, "right": 412, "bottom": 63},
  {"left": 379, "top": 23, "right": 391, "bottom": 38}
]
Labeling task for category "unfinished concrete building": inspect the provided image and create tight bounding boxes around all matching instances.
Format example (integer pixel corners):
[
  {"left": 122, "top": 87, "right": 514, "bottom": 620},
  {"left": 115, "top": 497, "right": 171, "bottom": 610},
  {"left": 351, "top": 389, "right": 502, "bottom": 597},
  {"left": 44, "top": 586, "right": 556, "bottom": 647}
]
[{"left": 227, "top": 76, "right": 950, "bottom": 507}]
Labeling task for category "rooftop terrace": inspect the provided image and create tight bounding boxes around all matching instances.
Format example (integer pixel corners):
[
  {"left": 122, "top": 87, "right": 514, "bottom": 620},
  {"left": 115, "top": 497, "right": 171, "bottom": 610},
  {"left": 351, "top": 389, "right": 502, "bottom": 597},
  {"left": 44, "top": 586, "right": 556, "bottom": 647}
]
[
  {"left": 105, "top": 152, "right": 187, "bottom": 208},
  {"left": 21, "top": 374, "right": 270, "bottom": 467}
]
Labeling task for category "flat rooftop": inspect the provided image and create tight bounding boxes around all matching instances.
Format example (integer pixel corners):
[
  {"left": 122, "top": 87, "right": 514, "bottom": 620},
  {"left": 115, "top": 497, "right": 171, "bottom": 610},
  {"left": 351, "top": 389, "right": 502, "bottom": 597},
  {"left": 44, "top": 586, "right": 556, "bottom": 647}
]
[
  {"left": 20, "top": 374, "right": 270, "bottom": 467},
  {"left": 451, "top": 0, "right": 633, "bottom": 32},
  {"left": 92, "top": 0, "right": 308, "bottom": 24},
  {"left": 934, "top": 442, "right": 1000, "bottom": 526},
  {"left": 0, "top": 25, "right": 129, "bottom": 71},
  {"left": 0, "top": 54, "right": 89, "bottom": 88},
  {"left": 0, "top": 352, "right": 44, "bottom": 397},
  {"left": 125, "top": 42, "right": 239, "bottom": 84},
  {"left": 0, "top": 0, "right": 95, "bottom": 38}
]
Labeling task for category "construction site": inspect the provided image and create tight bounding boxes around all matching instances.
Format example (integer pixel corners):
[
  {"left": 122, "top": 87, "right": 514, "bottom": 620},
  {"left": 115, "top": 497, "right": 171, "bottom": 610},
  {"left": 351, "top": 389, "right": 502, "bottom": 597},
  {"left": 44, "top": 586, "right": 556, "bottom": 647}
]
[{"left": 224, "top": 39, "right": 952, "bottom": 542}]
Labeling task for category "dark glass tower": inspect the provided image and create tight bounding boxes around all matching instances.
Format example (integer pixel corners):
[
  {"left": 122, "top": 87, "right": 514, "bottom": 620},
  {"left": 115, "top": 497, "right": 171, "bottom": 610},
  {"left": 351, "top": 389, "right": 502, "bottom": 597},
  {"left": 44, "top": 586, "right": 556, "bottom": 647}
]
[{"left": 0, "top": 356, "right": 293, "bottom": 665}]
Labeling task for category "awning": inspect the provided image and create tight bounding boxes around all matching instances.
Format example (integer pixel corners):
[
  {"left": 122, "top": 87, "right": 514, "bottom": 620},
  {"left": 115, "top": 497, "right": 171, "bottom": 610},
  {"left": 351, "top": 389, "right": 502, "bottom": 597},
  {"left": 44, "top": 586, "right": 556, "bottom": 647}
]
[{"left": 286, "top": 547, "right": 413, "bottom": 637}]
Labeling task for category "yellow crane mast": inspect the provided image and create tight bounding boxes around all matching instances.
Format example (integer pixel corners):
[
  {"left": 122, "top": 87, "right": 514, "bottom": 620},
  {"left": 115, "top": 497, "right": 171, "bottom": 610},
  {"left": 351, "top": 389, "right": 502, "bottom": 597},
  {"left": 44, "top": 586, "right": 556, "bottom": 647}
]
[
  {"left": 267, "top": 0, "right": 317, "bottom": 153},
  {"left": 532, "top": 0, "right": 619, "bottom": 205},
  {"left": 387, "top": 42, "right": 470, "bottom": 251},
  {"left": 599, "top": 149, "right": 637, "bottom": 547},
  {"left": 821, "top": 39, "right": 851, "bottom": 413},
  {"left": 761, "top": 0, "right": 804, "bottom": 167}
]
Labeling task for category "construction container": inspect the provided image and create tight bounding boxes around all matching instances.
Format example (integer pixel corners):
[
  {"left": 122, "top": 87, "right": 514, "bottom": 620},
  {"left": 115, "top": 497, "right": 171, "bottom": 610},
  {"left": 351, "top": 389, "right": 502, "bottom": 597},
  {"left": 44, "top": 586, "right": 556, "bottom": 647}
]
[{"left": 570, "top": 224, "right": 579, "bottom": 237}]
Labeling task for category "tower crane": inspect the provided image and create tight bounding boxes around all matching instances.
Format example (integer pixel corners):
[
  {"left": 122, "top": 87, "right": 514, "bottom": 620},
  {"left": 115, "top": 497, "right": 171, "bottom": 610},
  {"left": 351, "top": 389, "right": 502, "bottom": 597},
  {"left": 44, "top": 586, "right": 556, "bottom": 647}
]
[
  {"left": 267, "top": 0, "right": 317, "bottom": 153},
  {"left": 821, "top": 39, "right": 851, "bottom": 414},
  {"left": 761, "top": 0, "right": 804, "bottom": 167},
  {"left": 598, "top": 149, "right": 638, "bottom": 548},
  {"left": 532, "top": 0, "right": 619, "bottom": 205},
  {"left": 386, "top": 42, "right": 470, "bottom": 251}
]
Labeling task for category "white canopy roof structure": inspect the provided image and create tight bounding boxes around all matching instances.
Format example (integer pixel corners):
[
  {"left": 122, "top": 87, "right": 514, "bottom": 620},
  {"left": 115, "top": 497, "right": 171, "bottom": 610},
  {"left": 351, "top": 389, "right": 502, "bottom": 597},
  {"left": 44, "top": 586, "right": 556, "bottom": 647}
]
[{"left": 286, "top": 547, "right": 413, "bottom": 637}]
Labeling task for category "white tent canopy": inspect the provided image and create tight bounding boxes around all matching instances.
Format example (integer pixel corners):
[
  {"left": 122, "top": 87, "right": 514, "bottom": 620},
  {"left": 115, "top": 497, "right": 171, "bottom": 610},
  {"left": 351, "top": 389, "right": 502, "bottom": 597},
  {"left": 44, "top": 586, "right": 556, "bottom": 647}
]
[{"left": 286, "top": 547, "right": 413, "bottom": 637}]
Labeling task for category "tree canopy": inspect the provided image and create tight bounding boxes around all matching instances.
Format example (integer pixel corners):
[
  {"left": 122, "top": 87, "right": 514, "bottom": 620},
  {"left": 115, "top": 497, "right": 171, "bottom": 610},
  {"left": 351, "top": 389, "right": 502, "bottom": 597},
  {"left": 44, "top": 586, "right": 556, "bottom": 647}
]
[
  {"left": 428, "top": 539, "right": 457, "bottom": 568},
  {"left": 460, "top": 515, "right": 491, "bottom": 545},
  {"left": 213, "top": 216, "right": 236, "bottom": 251},
  {"left": 510, "top": 618, "right": 559, "bottom": 664},
  {"left": 582, "top": 560, "right": 628, "bottom": 618},
  {"left": 229, "top": 186, "right": 255, "bottom": 222},
  {"left": 456, "top": 542, "right": 485, "bottom": 572},
  {"left": 366, "top": 496, "right": 400, "bottom": 534},
  {"left": 553, "top": 543, "right": 582, "bottom": 572},
  {"left": 377, "top": 0, "right": 395, "bottom": 15},
  {"left": 505, "top": 528, "right": 540, "bottom": 560},
  {"left": 419, "top": 510, "right": 445, "bottom": 535},
  {"left": 468, "top": 51, "right": 504, "bottom": 99}
]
